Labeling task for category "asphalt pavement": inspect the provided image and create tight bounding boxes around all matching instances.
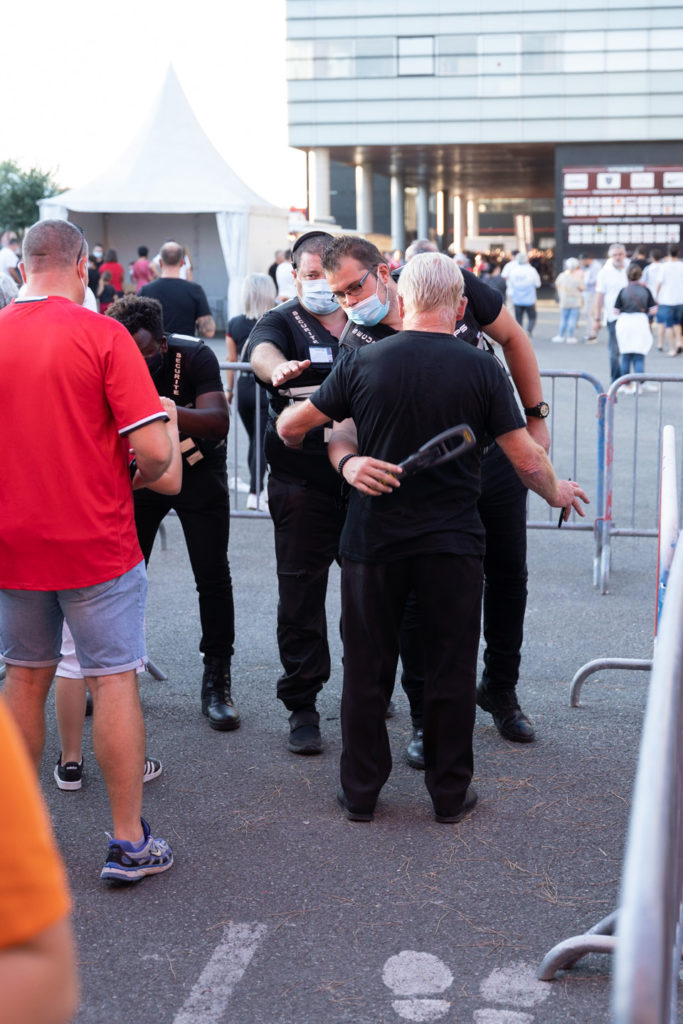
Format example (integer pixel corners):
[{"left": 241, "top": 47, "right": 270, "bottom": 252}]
[{"left": 36, "top": 301, "right": 683, "bottom": 1023}]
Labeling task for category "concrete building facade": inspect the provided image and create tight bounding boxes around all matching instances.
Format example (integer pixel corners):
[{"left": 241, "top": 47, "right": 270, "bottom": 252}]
[{"left": 286, "top": 0, "right": 683, "bottom": 261}]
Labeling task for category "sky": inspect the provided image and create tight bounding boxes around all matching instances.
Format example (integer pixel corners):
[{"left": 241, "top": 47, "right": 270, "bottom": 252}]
[{"left": 3, "top": 0, "right": 307, "bottom": 210}]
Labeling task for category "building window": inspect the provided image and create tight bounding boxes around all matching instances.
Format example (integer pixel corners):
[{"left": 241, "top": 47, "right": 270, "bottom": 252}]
[{"left": 398, "top": 36, "right": 434, "bottom": 76}]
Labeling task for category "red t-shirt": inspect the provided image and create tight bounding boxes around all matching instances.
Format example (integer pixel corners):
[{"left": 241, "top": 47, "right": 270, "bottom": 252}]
[
  {"left": 0, "top": 296, "right": 167, "bottom": 589},
  {"left": 98, "top": 260, "right": 124, "bottom": 292}
]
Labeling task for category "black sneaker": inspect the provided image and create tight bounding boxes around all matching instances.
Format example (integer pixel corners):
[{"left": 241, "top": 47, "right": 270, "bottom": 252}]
[
  {"left": 287, "top": 708, "right": 322, "bottom": 755},
  {"left": 143, "top": 757, "right": 162, "bottom": 783},
  {"left": 54, "top": 755, "right": 83, "bottom": 791}
]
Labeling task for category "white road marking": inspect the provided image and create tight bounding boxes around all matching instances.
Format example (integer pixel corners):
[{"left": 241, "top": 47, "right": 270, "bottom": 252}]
[
  {"left": 391, "top": 997, "right": 451, "bottom": 1022},
  {"left": 473, "top": 1011, "right": 534, "bottom": 1024},
  {"left": 172, "top": 921, "right": 267, "bottom": 1024},
  {"left": 479, "top": 961, "right": 550, "bottom": 1008},
  {"left": 382, "top": 951, "right": 454, "bottom": 996}
]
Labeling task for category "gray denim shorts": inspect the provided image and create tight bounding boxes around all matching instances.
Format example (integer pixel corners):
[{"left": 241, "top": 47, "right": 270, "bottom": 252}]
[{"left": 0, "top": 560, "right": 148, "bottom": 676}]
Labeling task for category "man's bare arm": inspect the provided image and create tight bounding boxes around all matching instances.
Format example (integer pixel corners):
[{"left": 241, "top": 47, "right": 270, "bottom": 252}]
[
  {"left": 276, "top": 399, "right": 328, "bottom": 448},
  {"left": 250, "top": 341, "right": 311, "bottom": 387},
  {"left": 127, "top": 418, "right": 173, "bottom": 485},
  {"left": 195, "top": 314, "right": 216, "bottom": 338},
  {"left": 496, "top": 427, "right": 589, "bottom": 522},
  {"left": 175, "top": 391, "right": 229, "bottom": 439},
  {"left": 482, "top": 307, "right": 550, "bottom": 451},
  {"left": 0, "top": 917, "right": 80, "bottom": 1024},
  {"left": 132, "top": 398, "right": 182, "bottom": 495}
]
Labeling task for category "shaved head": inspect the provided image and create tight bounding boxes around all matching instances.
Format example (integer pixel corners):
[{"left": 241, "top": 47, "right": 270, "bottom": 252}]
[
  {"left": 160, "top": 242, "right": 184, "bottom": 267},
  {"left": 22, "top": 220, "right": 86, "bottom": 273}
]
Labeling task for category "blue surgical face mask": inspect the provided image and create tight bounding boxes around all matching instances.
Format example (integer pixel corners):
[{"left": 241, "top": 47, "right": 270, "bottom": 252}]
[
  {"left": 346, "top": 275, "right": 390, "bottom": 327},
  {"left": 300, "top": 278, "right": 339, "bottom": 316}
]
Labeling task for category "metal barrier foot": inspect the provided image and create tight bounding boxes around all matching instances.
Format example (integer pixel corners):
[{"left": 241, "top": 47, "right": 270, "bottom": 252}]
[
  {"left": 570, "top": 657, "right": 652, "bottom": 707},
  {"left": 145, "top": 659, "right": 167, "bottom": 681},
  {"left": 537, "top": 933, "right": 617, "bottom": 981}
]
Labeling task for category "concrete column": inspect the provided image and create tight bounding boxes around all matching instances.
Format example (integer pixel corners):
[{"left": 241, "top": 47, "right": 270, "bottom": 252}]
[
  {"left": 355, "top": 164, "right": 374, "bottom": 235},
  {"left": 390, "top": 173, "right": 405, "bottom": 253},
  {"left": 452, "top": 195, "right": 466, "bottom": 253},
  {"left": 416, "top": 183, "right": 430, "bottom": 239},
  {"left": 308, "top": 148, "right": 332, "bottom": 223},
  {"left": 466, "top": 199, "right": 479, "bottom": 242},
  {"left": 439, "top": 190, "right": 450, "bottom": 250}
]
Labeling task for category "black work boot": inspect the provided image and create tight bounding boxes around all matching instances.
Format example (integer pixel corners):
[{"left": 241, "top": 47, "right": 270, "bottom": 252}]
[
  {"left": 405, "top": 727, "right": 424, "bottom": 770},
  {"left": 476, "top": 684, "right": 534, "bottom": 743},
  {"left": 201, "top": 657, "right": 241, "bottom": 731}
]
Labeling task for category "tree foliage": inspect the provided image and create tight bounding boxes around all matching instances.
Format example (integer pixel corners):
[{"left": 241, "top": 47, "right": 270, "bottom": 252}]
[{"left": 0, "top": 161, "right": 60, "bottom": 235}]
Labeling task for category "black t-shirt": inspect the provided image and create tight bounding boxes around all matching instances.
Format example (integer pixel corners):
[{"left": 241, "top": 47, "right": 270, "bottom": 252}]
[
  {"left": 140, "top": 278, "right": 212, "bottom": 336},
  {"left": 245, "top": 298, "right": 341, "bottom": 493},
  {"left": 227, "top": 314, "right": 256, "bottom": 357},
  {"left": 149, "top": 335, "right": 226, "bottom": 469},
  {"left": 311, "top": 331, "right": 525, "bottom": 563}
]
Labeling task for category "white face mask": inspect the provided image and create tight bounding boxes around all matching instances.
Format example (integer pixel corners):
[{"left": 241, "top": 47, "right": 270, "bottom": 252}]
[{"left": 300, "top": 278, "right": 339, "bottom": 316}]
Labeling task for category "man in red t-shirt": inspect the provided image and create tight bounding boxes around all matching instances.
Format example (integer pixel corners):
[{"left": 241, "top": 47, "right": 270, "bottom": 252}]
[{"left": 0, "top": 219, "right": 175, "bottom": 884}]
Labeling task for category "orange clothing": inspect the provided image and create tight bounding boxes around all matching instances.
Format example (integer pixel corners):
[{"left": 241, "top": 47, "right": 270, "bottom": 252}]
[{"left": 0, "top": 700, "right": 71, "bottom": 950}]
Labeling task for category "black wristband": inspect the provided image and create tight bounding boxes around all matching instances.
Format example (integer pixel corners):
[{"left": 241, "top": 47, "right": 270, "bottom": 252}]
[{"left": 337, "top": 453, "right": 359, "bottom": 476}]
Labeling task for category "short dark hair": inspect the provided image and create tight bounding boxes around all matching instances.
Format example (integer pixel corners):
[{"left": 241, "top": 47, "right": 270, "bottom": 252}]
[
  {"left": 321, "top": 234, "right": 386, "bottom": 273},
  {"left": 106, "top": 294, "right": 164, "bottom": 341},
  {"left": 669, "top": 244, "right": 680, "bottom": 258},
  {"left": 627, "top": 263, "right": 642, "bottom": 282},
  {"left": 290, "top": 231, "right": 333, "bottom": 270},
  {"left": 105, "top": 249, "right": 117, "bottom": 262},
  {"left": 137, "top": 246, "right": 149, "bottom": 258},
  {"left": 22, "top": 219, "right": 85, "bottom": 272},
  {"left": 650, "top": 248, "right": 663, "bottom": 261}
]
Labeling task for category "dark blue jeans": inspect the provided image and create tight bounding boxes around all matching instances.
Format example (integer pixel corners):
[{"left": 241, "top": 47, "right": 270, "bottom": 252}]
[
  {"left": 607, "top": 320, "right": 621, "bottom": 383},
  {"left": 400, "top": 444, "right": 528, "bottom": 726}
]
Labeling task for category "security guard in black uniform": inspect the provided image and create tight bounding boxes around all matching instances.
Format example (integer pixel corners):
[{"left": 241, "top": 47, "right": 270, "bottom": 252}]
[
  {"left": 106, "top": 295, "right": 239, "bottom": 732},
  {"left": 246, "top": 232, "right": 348, "bottom": 755}
]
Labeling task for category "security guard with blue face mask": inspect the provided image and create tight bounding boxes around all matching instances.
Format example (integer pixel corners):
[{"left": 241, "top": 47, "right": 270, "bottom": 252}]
[{"left": 246, "top": 232, "right": 349, "bottom": 755}]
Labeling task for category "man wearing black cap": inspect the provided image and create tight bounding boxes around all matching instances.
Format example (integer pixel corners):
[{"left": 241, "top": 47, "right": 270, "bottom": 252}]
[{"left": 246, "top": 231, "right": 348, "bottom": 754}]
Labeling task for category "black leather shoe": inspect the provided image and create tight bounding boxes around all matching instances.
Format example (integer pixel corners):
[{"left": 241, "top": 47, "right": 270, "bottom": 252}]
[
  {"left": 287, "top": 708, "right": 322, "bottom": 755},
  {"left": 406, "top": 727, "right": 424, "bottom": 770},
  {"left": 201, "top": 658, "right": 241, "bottom": 731},
  {"left": 434, "top": 785, "right": 478, "bottom": 823},
  {"left": 337, "top": 787, "right": 374, "bottom": 822},
  {"left": 476, "top": 685, "right": 535, "bottom": 743}
]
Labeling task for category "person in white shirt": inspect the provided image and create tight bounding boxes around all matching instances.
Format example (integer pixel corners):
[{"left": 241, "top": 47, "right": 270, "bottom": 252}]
[
  {"left": 593, "top": 244, "right": 628, "bottom": 383},
  {"left": 275, "top": 249, "right": 297, "bottom": 301},
  {"left": 654, "top": 244, "right": 683, "bottom": 357},
  {"left": 505, "top": 252, "right": 541, "bottom": 337},
  {"left": 0, "top": 231, "right": 21, "bottom": 286}
]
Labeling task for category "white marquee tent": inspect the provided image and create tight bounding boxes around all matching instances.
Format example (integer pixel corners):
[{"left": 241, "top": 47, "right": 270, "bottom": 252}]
[{"left": 39, "top": 67, "right": 289, "bottom": 325}]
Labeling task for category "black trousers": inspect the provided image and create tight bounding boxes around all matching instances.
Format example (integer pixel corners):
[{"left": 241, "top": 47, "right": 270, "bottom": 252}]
[
  {"left": 237, "top": 377, "right": 268, "bottom": 494},
  {"left": 134, "top": 463, "right": 235, "bottom": 662},
  {"left": 267, "top": 474, "right": 347, "bottom": 711},
  {"left": 401, "top": 443, "right": 528, "bottom": 726},
  {"left": 340, "top": 554, "right": 483, "bottom": 817}
]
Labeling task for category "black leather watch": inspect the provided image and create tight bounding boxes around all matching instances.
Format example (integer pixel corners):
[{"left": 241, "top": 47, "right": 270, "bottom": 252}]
[{"left": 524, "top": 401, "right": 550, "bottom": 419}]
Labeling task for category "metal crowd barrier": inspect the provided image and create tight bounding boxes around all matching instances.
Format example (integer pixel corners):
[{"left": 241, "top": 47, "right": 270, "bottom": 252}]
[
  {"left": 570, "top": 424, "right": 678, "bottom": 706},
  {"left": 598, "top": 374, "right": 683, "bottom": 594},
  {"left": 611, "top": 534, "right": 683, "bottom": 1023},
  {"left": 221, "top": 361, "right": 270, "bottom": 519},
  {"left": 538, "top": 429, "right": 682, "bottom": 1007}
]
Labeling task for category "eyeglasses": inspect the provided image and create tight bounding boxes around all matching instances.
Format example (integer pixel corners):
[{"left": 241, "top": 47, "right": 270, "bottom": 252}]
[{"left": 331, "top": 267, "right": 376, "bottom": 304}]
